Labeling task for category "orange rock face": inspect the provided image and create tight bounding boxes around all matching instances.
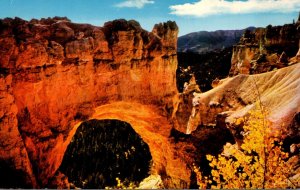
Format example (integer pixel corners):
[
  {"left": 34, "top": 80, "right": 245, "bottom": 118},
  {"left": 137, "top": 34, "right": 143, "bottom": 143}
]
[{"left": 0, "top": 17, "right": 193, "bottom": 188}]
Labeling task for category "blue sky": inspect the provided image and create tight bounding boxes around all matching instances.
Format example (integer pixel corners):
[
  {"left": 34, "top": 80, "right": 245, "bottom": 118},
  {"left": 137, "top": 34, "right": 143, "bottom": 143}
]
[{"left": 0, "top": 0, "right": 299, "bottom": 36}]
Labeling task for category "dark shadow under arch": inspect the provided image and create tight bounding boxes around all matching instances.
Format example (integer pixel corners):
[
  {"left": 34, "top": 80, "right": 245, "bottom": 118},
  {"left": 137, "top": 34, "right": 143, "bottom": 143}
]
[{"left": 59, "top": 119, "right": 152, "bottom": 188}]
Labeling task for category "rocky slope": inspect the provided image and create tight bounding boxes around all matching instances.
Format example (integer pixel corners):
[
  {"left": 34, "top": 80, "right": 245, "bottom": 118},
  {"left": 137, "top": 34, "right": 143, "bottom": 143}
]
[
  {"left": 189, "top": 62, "right": 300, "bottom": 133},
  {"left": 185, "top": 62, "right": 300, "bottom": 185},
  {"left": 0, "top": 17, "right": 191, "bottom": 188}
]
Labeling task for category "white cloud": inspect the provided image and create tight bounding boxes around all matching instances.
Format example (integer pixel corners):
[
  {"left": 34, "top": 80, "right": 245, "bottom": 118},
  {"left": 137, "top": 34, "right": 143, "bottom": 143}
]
[
  {"left": 115, "top": 0, "right": 154, "bottom": 9},
  {"left": 170, "top": 0, "right": 300, "bottom": 17}
]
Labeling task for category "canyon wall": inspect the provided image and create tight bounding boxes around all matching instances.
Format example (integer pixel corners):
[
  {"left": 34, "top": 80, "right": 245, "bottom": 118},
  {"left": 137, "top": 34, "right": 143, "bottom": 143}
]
[
  {"left": 0, "top": 17, "right": 192, "bottom": 188},
  {"left": 230, "top": 20, "right": 299, "bottom": 75}
]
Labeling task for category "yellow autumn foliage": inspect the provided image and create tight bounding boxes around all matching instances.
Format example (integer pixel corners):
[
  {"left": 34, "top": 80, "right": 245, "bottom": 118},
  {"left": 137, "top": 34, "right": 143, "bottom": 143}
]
[
  {"left": 195, "top": 102, "right": 297, "bottom": 189},
  {"left": 105, "top": 177, "right": 137, "bottom": 189}
]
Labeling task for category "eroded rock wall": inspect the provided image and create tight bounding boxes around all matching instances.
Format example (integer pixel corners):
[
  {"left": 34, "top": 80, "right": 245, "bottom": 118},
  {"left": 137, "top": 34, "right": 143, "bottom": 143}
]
[
  {"left": 230, "top": 22, "right": 299, "bottom": 75},
  {"left": 0, "top": 17, "right": 189, "bottom": 188}
]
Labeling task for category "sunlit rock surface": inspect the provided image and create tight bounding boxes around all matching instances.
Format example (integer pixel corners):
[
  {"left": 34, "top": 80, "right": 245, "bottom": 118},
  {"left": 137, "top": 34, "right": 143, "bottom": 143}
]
[
  {"left": 138, "top": 174, "right": 164, "bottom": 189},
  {"left": 0, "top": 17, "right": 192, "bottom": 188},
  {"left": 189, "top": 62, "right": 300, "bottom": 151}
]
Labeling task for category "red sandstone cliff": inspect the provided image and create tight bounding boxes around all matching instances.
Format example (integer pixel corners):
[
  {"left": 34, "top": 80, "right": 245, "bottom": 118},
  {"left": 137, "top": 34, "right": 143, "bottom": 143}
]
[{"left": 0, "top": 17, "right": 191, "bottom": 188}]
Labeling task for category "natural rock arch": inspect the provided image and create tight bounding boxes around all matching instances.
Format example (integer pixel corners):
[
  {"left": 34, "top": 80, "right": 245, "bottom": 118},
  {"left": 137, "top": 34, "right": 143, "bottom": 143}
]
[
  {"left": 59, "top": 102, "right": 190, "bottom": 188},
  {"left": 2, "top": 17, "right": 299, "bottom": 189},
  {"left": 0, "top": 18, "right": 191, "bottom": 188}
]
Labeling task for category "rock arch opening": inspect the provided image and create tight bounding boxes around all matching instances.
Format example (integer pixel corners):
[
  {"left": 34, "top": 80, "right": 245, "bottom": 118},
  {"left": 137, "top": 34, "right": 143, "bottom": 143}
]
[{"left": 58, "top": 119, "right": 152, "bottom": 188}]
